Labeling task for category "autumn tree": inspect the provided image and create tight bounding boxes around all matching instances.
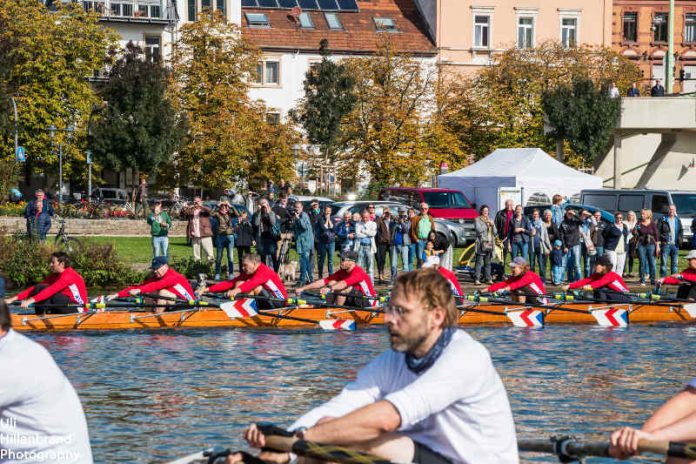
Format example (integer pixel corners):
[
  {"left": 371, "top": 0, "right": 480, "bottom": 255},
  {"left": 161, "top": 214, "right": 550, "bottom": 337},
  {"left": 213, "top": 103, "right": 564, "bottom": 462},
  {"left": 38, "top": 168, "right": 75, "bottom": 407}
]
[
  {"left": 170, "top": 11, "right": 297, "bottom": 191},
  {"left": 446, "top": 41, "right": 641, "bottom": 167},
  {"left": 90, "top": 42, "right": 185, "bottom": 180},
  {"left": 0, "top": 0, "right": 117, "bottom": 188},
  {"left": 292, "top": 39, "right": 356, "bottom": 170},
  {"left": 542, "top": 78, "right": 620, "bottom": 163},
  {"left": 339, "top": 41, "right": 463, "bottom": 192}
]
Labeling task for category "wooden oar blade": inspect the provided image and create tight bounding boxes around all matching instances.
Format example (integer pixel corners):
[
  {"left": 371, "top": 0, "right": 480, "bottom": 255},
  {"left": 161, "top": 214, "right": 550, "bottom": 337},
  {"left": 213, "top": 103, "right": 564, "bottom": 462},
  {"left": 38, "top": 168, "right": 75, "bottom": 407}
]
[
  {"left": 683, "top": 303, "right": 696, "bottom": 318},
  {"left": 219, "top": 298, "right": 259, "bottom": 319},
  {"left": 318, "top": 319, "right": 357, "bottom": 331},
  {"left": 590, "top": 308, "right": 629, "bottom": 327},
  {"left": 505, "top": 309, "right": 544, "bottom": 328}
]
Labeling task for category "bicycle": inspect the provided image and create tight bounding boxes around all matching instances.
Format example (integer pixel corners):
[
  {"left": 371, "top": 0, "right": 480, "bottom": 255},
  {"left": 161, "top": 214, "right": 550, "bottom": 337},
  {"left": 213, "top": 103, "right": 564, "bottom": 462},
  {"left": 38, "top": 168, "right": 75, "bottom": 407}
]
[{"left": 54, "top": 216, "right": 81, "bottom": 253}]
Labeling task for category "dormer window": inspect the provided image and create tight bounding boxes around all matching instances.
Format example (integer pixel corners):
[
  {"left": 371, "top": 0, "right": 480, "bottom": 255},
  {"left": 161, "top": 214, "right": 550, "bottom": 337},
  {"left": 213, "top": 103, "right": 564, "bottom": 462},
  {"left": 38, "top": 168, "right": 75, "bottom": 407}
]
[
  {"left": 374, "top": 17, "right": 397, "bottom": 32},
  {"left": 246, "top": 12, "right": 270, "bottom": 27}
]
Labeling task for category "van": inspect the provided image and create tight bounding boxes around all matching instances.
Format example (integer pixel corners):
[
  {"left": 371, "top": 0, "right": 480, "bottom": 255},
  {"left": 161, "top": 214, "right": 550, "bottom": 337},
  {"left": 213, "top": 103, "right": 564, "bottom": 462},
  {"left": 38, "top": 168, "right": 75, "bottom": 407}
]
[
  {"left": 378, "top": 187, "right": 478, "bottom": 223},
  {"left": 580, "top": 189, "right": 695, "bottom": 246}
]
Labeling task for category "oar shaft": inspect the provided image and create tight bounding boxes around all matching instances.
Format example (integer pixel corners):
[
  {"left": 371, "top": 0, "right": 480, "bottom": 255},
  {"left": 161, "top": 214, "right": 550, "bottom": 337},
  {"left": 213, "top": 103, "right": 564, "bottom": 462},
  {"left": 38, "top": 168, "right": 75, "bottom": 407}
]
[
  {"left": 518, "top": 438, "right": 696, "bottom": 460},
  {"left": 264, "top": 436, "right": 394, "bottom": 464}
]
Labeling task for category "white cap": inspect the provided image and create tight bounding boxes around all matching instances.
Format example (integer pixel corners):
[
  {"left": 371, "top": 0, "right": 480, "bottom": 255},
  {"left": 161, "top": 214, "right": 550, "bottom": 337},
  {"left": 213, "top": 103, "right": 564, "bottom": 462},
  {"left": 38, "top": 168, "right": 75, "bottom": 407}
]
[{"left": 687, "top": 250, "right": 696, "bottom": 260}]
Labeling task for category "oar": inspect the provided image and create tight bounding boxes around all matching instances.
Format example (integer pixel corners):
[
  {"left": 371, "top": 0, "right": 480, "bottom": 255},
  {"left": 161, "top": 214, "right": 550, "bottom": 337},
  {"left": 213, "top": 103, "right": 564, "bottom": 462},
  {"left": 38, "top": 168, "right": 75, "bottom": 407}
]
[
  {"left": 259, "top": 424, "right": 394, "bottom": 464},
  {"left": 301, "top": 291, "right": 388, "bottom": 303},
  {"left": 518, "top": 436, "right": 696, "bottom": 461}
]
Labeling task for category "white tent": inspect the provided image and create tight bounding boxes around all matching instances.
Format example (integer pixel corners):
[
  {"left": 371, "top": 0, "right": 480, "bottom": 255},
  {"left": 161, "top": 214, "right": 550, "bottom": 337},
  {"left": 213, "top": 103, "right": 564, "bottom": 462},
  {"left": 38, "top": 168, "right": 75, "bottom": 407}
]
[{"left": 438, "top": 148, "right": 603, "bottom": 214}]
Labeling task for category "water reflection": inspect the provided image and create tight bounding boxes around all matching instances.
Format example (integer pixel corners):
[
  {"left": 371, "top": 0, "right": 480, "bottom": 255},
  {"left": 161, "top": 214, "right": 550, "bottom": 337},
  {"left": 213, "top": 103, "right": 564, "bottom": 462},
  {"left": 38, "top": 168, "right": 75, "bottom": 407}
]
[{"left": 26, "top": 325, "right": 693, "bottom": 463}]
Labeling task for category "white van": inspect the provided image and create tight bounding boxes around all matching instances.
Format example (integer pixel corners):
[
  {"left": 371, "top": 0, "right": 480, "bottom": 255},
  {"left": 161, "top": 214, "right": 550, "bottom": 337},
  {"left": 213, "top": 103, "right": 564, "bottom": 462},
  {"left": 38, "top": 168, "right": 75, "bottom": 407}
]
[{"left": 580, "top": 189, "right": 695, "bottom": 246}]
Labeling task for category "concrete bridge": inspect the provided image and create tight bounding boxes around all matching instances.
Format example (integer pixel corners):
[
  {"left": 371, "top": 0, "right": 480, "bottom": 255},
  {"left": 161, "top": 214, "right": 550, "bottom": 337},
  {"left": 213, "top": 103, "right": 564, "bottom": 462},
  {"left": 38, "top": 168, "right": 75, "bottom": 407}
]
[{"left": 594, "top": 97, "right": 696, "bottom": 190}]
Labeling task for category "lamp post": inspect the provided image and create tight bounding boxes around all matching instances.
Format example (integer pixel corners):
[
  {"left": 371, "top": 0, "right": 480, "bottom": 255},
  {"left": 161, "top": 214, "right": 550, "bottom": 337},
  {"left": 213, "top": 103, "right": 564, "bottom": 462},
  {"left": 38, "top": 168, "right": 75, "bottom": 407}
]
[{"left": 47, "top": 124, "right": 75, "bottom": 205}]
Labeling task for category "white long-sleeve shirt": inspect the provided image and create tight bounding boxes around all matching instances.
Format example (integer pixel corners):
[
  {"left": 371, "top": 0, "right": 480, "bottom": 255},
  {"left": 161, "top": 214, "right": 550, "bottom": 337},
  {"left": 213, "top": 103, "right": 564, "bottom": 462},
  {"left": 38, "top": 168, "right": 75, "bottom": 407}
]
[
  {"left": 0, "top": 330, "right": 93, "bottom": 463},
  {"left": 290, "top": 330, "right": 518, "bottom": 464},
  {"left": 354, "top": 221, "right": 377, "bottom": 253}
]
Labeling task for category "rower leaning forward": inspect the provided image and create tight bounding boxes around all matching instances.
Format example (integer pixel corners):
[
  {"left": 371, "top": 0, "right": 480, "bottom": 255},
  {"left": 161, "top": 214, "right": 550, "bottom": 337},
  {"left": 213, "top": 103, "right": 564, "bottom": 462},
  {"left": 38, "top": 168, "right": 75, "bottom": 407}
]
[
  {"left": 229, "top": 269, "right": 518, "bottom": 464},
  {"left": 107, "top": 256, "right": 194, "bottom": 312},
  {"left": 564, "top": 255, "right": 631, "bottom": 301},
  {"left": 486, "top": 256, "right": 547, "bottom": 304},
  {"left": 295, "top": 250, "right": 377, "bottom": 307},
  {"left": 5, "top": 251, "right": 87, "bottom": 315},
  {"left": 658, "top": 249, "right": 696, "bottom": 302},
  {"left": 201, "top": 253, "right": 287, "bottom": 309}
]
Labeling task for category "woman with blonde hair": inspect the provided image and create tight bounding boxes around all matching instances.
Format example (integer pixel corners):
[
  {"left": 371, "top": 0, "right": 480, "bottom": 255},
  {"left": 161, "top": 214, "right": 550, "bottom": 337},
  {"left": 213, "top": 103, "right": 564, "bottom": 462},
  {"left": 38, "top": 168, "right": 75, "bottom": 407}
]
[
  {"left": 634, "top": 208, "right": 660, "bottom": 286},
  {"left": 625, "top": 210, "right": 638, "bottom": 277}
]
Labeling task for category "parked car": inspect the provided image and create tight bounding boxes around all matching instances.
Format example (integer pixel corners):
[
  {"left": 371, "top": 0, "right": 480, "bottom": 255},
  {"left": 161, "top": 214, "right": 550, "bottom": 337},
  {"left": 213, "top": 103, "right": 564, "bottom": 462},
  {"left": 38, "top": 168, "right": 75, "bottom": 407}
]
[
  {"left": 330, "top": 200, "right": 472, "bottom": 247},
  {"left": 523, "top": 204, "right": 615, "bottom": 225},
  {"left": 580, "top": 189, "right": 694, "bottom": 246},
  {"left": 90, "top": 188, "right": 129, "bottom": 205},
  {"left": 288, "top": 195, "right": 334, "bottom": 212},
  {"left": 378, "top": 187, "right": 478, "bottom": 223}
]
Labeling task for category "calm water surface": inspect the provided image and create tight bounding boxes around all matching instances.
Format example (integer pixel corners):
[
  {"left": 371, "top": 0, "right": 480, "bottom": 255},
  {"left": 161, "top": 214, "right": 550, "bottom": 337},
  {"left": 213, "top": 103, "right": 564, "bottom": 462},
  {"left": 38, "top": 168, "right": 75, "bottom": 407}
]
[{"left": 27, "top": 325, "right": 696, "bottom": 463}]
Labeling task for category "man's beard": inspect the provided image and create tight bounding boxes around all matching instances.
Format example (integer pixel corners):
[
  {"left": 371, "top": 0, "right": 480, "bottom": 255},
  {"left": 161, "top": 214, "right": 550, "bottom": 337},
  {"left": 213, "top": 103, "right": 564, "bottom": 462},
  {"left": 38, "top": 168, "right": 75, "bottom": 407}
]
[{"left": 388, "top": 321, "right": 429, "bottom": 354}]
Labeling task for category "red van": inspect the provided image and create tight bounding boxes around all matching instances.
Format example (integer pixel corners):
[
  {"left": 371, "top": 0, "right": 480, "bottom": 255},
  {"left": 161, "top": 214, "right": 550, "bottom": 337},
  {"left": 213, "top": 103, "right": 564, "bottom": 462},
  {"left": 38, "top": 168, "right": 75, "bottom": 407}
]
[{"left": 378, "top": 187, "right": 478, "bottom": 223}]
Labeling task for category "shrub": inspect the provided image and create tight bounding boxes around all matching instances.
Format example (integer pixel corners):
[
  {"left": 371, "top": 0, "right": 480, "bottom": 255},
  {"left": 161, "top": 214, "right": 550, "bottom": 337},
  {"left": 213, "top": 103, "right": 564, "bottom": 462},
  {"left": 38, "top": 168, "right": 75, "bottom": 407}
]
[
  {"left": 0, "top": 235, "right": 143, "bottom": 290},
  {"left": 171, "top": 256, "right": 215, "bottom": 280}
]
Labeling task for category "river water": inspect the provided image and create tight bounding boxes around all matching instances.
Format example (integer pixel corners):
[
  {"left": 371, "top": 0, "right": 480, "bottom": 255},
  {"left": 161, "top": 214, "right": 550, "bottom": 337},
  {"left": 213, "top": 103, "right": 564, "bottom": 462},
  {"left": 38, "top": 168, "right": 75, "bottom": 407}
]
[{"left": 27, "top": 324, "right": 696, "bottom": 463}]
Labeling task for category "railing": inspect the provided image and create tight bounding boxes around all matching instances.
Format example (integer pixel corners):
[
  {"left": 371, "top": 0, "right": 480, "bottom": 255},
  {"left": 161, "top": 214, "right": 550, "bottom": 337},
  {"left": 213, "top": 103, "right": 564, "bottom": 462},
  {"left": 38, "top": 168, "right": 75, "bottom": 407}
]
[{"left": 81, "top": 0, "right": 168, "bottom": 20}]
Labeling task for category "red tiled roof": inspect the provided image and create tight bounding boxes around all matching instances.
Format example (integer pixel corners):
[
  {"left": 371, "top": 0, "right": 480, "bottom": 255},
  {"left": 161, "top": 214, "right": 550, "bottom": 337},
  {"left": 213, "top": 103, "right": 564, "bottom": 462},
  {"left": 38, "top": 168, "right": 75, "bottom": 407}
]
[{"left": 241, "top": 0, "right": 435, "bottom": 55}]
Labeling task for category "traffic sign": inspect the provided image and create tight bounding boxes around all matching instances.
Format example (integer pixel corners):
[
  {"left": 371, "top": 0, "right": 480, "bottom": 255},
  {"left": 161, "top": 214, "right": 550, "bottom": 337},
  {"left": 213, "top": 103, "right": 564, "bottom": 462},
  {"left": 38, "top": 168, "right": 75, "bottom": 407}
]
[
  {"left": 86, "top": 150, "right": 92, "bottom": 165},
  {"left": 15, "top": 146, "right": 25, "bottom": 162}
]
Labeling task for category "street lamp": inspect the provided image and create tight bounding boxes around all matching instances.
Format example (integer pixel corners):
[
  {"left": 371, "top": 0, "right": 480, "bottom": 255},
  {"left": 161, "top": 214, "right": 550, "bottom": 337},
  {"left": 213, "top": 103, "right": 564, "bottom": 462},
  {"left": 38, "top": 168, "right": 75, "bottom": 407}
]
[{"left": 47, "top": 124, "right": 75, "bottom": 205}]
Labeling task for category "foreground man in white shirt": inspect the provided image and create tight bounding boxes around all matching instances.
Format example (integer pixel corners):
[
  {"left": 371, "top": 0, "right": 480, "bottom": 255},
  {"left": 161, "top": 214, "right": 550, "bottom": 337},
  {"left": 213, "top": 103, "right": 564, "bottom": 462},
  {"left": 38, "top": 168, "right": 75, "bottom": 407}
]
[
  {"left": 230, "top": 269, "right": 518, "bottom": 464},
  {"left": 0, "top": 292, "right": 93, "bottom": 464}
]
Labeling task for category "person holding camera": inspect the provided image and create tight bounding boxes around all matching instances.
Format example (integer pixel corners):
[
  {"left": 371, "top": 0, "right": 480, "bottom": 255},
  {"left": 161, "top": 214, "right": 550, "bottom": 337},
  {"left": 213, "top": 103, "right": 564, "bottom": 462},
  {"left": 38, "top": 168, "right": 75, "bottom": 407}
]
[
  {"left": 187, "top": 196, "right": 214, "bottom": 263},
  {"left": 253, "top": 198, "right": 279, "bottom": 269},
  {"left": 317, "top": 205, "right": 336, "bottom": 278}
]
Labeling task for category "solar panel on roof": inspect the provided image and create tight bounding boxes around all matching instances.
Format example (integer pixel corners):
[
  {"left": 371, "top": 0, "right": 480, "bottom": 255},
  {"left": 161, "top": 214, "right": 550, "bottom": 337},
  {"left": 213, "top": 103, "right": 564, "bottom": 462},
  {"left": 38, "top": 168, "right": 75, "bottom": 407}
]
[
  {"left": 317, "top": 0, "right": 338, "bottom": 10},
  {"left": 256, "top": 0, "right": 279, "bottom": 7},
  {"left": 277, "top": 0, "right": 297, "bottom": 8},
  {"left": 336, "top": 0, "right": 358, "bottom": 11},
  {"left": 297, "top": 0, "right": 318, "bottom": 10},
  {"left": 241, "top": 0, "right": 258, "bottom": 6}
]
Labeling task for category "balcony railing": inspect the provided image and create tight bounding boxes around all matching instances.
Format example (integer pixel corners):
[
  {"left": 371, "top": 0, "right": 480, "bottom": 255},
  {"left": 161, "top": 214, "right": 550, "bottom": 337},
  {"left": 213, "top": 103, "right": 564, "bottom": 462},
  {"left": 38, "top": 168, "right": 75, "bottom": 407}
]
[{"left": 81, "top": 0, "right": 171, "bottom": 22}]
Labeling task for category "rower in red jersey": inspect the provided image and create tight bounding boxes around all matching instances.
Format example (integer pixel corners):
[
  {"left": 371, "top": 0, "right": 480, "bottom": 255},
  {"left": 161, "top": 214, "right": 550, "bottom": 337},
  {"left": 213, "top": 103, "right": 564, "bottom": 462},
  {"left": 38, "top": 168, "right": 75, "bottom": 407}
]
[
  {"left": 564, "top": 255, "right": 631, "bottom": 302},
  {"left": 658, "top": 249, "right": 696, "bottom": 301},
  {"left": 422, "top": 256, "right": 464, "bottom": 298},
  {"left": 203, "top": 253, "right": 287, "bottom": 309},
  {"left": 5, "top": 252, "right": 87, "bottom": 315},
  {"left": 107, "top": 256, "right": 195, "bottom": 312},
  {"left": 487, "top": 257, "right": 547, "bottom": 304},
  {"left": 296, "top": 250, "right": 377, "bottom": 307}
]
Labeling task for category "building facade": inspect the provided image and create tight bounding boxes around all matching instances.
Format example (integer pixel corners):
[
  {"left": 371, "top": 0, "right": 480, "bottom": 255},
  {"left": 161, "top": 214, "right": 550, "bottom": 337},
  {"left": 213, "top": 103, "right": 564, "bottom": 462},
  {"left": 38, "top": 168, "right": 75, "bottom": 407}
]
[
  {"left": 410, "top": 0, "right": 612, "bottom": 73},
  {"left": 613, "top": 0, "right": 696, "bottom": 94}
]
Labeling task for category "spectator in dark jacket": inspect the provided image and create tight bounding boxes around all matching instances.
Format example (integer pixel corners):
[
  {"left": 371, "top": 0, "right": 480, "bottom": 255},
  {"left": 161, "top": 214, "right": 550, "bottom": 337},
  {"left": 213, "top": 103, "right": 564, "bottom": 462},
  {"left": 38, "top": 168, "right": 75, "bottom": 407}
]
[
  {"left": 635, "top": 208, "right": 660, "bottom": 286},
  {"left": 253, "top": 198, "right": 279, "bottom": 269},
  {"left": 494, "top": 199, "right": 515, "bottom": 264},
  {"left": 658, "top": 205, "right": 683, "bottom": 277},
  {"left": 375, "top": 209, "right": 396, "bottom": 283},
  {"left": 508, "top": 205, "right": 531, "bottom": 261},
  {"left": 235, "top": 211, "right": 254, "bottom": 271},
  {"left": 603, "top": 212, "right": 629, "bottom": 277},
  {"left": 212, "top": 201, "right": 237, "bottom": 280},
  {"left": 559, "top": 209, "right": 583, "bottom": 282},
  {"left": 316, "top": 205, "right": 336, "bottom": 278},
  {"left": 336, "top": 212, "right": 355, "bottom": 252},
  {"left": 24, "top": 189, "right": 54, "bottom": 242}
]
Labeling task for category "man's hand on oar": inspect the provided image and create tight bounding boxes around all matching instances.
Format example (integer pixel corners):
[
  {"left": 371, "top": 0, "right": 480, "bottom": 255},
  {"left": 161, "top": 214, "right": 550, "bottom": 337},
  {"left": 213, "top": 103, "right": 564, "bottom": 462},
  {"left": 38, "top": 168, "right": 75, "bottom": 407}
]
[{"left": 609, "top": 427, "right": 656, "bottom": 459}]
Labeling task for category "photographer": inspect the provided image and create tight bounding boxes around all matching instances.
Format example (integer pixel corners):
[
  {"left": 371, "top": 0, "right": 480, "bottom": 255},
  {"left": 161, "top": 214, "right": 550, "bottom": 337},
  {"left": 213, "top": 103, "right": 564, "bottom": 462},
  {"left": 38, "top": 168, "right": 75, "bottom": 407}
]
[
  {"left": 253, "top": 199, "right": 279, "bottom": 269},
  {"left": 316, "top": 205, "right": 336, "bottom": 278}
]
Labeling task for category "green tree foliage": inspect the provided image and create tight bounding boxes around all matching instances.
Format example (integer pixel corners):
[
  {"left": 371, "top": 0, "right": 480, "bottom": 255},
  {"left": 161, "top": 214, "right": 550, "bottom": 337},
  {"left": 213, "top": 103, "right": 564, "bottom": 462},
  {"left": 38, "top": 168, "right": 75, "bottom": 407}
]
[
  {"left": 340, "top": 40, "right": 463, "bottom": 191},
  {"left": 90, "top": 42, "right": 185, "bottom": 180},
  {"left": 542, "top": 78, "right": 620, "bottom": 163},
  {"left": 292, "top": 39, "right": 356, "bottom": 162},
  {"left": 170, "top": 11, "right": 297, "bottom": 190},
  {"left": 447, "top": 41, "right": 640, "bottom": 167},
  {"left": 0, "top": 0, "right": 117, "bottom": 185}
]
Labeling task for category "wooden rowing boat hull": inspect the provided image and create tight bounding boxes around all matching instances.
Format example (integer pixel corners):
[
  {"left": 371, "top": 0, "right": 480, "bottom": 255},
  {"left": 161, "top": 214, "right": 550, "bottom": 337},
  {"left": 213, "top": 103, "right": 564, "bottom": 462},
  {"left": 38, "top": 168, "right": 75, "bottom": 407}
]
[{"left": 9, "top": 302, "right": 694, "bottom": 332}]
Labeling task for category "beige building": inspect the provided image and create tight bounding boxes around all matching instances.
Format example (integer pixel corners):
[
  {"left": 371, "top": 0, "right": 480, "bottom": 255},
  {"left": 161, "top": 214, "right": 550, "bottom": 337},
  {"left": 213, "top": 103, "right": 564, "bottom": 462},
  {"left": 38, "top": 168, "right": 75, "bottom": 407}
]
[{"left": 413, "top": 0, "right": 612, "bottom": 72}]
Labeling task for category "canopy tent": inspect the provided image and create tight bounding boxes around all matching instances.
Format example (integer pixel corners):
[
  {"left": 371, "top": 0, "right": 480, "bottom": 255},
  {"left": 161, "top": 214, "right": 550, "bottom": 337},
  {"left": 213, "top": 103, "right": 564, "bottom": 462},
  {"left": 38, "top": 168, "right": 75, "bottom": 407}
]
[{"left": 437, "top": 148, "right": 603, "bottom": 214}]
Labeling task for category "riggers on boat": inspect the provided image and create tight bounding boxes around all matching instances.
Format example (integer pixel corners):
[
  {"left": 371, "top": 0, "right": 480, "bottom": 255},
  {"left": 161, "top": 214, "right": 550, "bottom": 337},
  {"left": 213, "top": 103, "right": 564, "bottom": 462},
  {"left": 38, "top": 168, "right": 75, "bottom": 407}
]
[{"left": 9, "top": 299, "right": 696, "bottom": 331}]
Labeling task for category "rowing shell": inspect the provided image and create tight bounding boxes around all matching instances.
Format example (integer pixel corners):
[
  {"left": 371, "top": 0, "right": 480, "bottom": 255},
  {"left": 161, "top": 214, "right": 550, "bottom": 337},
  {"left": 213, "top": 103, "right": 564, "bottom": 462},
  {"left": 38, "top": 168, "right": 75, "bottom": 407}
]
[{"left": 9, "top": 301, "right": 696, "bottom": 332}]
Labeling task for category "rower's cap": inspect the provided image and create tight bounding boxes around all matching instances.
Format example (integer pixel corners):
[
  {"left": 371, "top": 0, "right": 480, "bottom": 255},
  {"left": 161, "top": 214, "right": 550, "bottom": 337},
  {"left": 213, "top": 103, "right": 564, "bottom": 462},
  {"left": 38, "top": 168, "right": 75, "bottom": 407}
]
[
  {"left": 596, "top": 255, "right": 612, "bottom": 267},
  {"left": 553, "top": 239, "right": 562, "bottom": 247},
  {"left": 150, "top": 256, "right": 168, "bottom": 270},
  {"left": 510, "top": 257, "right": 527, "bottom": 268},
  {"left": 422, "top": 256, "right": 440, "bottom": 268},
  {"left": 687, "top": 250, "right": 696, "bottom": 260},
  {"left": 341, "top": 250, "right": 358, "bottom": 262}
]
